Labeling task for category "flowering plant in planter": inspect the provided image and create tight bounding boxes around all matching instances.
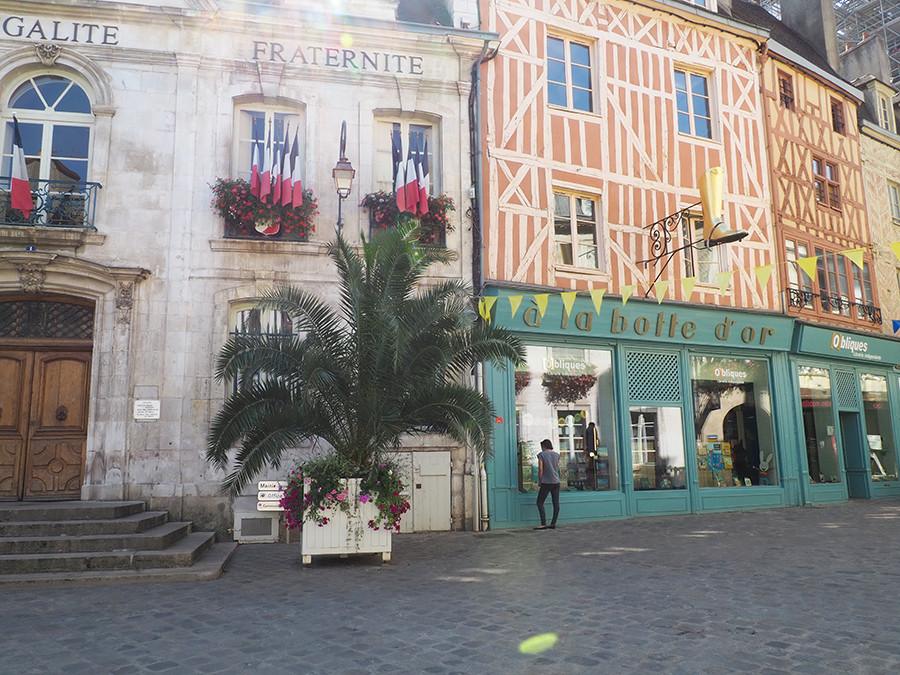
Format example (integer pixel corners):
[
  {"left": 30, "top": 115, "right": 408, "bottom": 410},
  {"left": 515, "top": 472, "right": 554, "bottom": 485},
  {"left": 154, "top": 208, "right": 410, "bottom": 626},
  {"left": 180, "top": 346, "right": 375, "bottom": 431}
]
[
  {"left": 515, "top": 370, "right": 532, "bottom": 396},
  {"left": 541, "top": 373, "right": 597, "bottom": 405},
  {"left": 210, "top": 177, "right": 318, "bottom": 241},
  {"left": 361, "top": 191, "right": 455, "bottom": 246}
]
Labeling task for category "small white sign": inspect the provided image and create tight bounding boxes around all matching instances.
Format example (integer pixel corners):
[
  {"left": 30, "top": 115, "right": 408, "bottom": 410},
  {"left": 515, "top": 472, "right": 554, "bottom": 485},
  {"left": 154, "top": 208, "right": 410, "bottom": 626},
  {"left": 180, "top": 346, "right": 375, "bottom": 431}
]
[
  {"left": 257, "top": 501, "right": 283, "bottom": 511},
  {"left": 258, "top": 480, "right": 288, "bottom": 491},
  {"left": 133, "top": 399, "right": 161, "bottom": 421},
  {"left": 257, "top": 491, "right": 284, "bottom": 501}
]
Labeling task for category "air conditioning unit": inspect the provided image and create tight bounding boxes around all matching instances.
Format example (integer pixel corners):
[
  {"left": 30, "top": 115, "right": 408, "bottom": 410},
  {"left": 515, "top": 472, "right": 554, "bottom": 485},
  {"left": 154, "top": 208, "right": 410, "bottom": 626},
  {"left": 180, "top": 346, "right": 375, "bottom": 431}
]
[{"left": 233, "top": 510, "right": 281, "bottom": 544}]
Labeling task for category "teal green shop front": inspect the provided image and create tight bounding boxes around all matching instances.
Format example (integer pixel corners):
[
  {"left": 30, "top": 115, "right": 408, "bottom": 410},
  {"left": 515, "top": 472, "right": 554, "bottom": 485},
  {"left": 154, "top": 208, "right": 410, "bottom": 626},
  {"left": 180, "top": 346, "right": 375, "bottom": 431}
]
[{"left": 483, "top": 287, "right": 900, "bottom": 529}]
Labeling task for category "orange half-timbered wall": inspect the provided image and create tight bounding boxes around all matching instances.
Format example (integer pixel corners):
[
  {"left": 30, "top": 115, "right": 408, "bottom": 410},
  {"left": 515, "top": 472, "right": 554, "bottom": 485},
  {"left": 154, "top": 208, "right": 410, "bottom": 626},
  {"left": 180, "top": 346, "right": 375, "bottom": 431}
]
[
  {"left": 761, "top": 55, "right": 880, "bottom": 331},
  {"left": 480, "top": 0, "right": 778, "bottom": 311}
]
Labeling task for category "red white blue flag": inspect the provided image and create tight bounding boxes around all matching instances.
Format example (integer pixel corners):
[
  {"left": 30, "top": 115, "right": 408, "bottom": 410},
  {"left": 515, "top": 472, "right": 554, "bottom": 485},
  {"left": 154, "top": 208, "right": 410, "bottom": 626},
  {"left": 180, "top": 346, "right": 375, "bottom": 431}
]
[
  {"left": 10, "top": 116, "right": 33, "bottom": 219},
  {"left": 416, "top": 134, "right": 429, "bottom": 217},
  {"left": 272, "top": 124, "right": 283, "bottom": 205},
  {"left": 290, "top": 127, "right": 303, "bottom": 208},
  {"left": 280, "top": 123, "right": 292, "bottom": 207},
  {"left": 259, "top": 121, "right": 272, "bottom": 203},
  {"left": 401, "top": 133, "right": 419, "bottom": 214},
  {"left": 250, "top": 140, "right": 261, "bottom": 197}
]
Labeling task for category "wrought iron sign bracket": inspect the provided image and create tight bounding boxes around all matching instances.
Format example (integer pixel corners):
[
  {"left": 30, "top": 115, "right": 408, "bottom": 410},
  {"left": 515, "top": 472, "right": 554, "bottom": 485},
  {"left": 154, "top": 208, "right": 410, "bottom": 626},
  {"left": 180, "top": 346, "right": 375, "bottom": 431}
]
[{"left": 636, "top": 202, "right": 701, "bottom": 297}]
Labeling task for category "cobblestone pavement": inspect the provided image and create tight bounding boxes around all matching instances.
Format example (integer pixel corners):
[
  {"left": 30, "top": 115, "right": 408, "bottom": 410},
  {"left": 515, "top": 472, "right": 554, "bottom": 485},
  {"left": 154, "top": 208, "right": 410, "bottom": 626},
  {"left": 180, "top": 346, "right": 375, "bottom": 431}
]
[{"left": 4, "top": 500, "right": 900, "bottom": 675}]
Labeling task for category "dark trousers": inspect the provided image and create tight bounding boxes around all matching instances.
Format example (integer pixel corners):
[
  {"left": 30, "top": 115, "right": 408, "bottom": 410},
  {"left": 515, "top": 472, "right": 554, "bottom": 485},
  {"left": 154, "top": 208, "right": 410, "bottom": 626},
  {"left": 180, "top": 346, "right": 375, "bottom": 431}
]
[{"left": 536, "top": 483, "right": 560, "bottom": 526}]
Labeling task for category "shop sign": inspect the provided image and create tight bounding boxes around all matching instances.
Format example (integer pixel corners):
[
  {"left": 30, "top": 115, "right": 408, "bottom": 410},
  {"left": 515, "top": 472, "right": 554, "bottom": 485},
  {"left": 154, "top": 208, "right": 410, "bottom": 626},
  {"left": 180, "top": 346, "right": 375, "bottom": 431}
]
[
  {"left": 796, "top": 324, "right": 900, "bottom": 365},
  {"left": 505, "top": 294, "right": 793, "bottom": 351},
  {"left": 2, "top": 15, "right": 119, "bottom": 44}
]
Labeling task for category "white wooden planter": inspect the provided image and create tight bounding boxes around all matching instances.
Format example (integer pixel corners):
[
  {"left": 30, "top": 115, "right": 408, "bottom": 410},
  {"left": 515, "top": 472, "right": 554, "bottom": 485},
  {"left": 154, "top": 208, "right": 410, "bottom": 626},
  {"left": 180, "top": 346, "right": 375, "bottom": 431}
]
[{"left": 301, "top": 478, "right": 392, "bottom": 565}]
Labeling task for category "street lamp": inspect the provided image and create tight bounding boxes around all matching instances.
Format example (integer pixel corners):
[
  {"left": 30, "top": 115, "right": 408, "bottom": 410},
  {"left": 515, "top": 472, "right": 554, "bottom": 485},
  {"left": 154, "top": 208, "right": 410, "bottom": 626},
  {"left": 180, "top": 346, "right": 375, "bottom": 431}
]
[{"left": 332, "top": 120, "right": 356, "bottom": 235}]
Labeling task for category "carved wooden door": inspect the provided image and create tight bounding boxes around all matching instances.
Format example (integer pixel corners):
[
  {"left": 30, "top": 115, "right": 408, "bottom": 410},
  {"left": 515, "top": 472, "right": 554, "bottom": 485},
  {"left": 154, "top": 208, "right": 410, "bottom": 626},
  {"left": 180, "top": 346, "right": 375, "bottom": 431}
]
[{"left": 0, "top": 350, "right": 90, "bottom": 500}]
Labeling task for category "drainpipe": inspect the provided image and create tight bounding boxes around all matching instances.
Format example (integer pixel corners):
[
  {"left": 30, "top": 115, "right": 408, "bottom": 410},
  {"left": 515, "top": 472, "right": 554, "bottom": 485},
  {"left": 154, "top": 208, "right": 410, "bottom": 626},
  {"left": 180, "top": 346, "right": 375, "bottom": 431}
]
[{"left": 468, "top": 34, "right": 500, "bottom": 531}]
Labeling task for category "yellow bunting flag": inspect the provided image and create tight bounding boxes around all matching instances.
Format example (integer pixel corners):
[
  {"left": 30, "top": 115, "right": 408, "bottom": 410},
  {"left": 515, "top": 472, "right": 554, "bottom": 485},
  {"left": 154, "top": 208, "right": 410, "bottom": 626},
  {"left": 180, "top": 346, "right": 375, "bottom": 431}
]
[
  {"left": 560, "top": 291, "right": 577, "bottom": 317},
  {"left": 843, "top": 247, "right": 865, "bottom": 270},
  {"left": 682, "top": 276, "right": 697, "bottom": 300},
  {"left": 891, "top": 241, "right": 900, "bottom": 262},
  {"left": 716, "top": 271, "right": 733, "bottom": 294},
  {"left": 796, "top": 256, "right": 819, "bottom": 282},
  {"left": 621, "top": 285, "right": 634, "bottom": 306},
  {"left": 590, "top": 288, "right": 606, "bottom": 315},
  {"left": 478, "top": 297, "right": 497, "bottom": 322},
  {"left": 507, "top": 295, "right": 523, "bottom": 319},
  {"left": 653, "top": 280, "right": 669, "bottom": 304},
  {"left": 533, "top": 293, "right": 550, "bottom": 318},
  {"left": 754, "top": 264, "right": 773, "bottom": 290}
]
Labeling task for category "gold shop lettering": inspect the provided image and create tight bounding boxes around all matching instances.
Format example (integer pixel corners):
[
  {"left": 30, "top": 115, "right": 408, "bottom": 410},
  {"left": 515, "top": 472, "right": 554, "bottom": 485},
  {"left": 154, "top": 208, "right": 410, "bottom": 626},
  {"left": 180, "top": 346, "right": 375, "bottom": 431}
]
[{"left": 608, "top": 309, "right": 774, "bottom": 345}]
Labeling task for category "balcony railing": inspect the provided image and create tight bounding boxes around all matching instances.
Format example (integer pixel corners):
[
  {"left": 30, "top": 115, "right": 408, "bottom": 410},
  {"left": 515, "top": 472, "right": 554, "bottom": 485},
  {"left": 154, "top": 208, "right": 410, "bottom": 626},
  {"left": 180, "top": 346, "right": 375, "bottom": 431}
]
[
  {"left": 786, "top": 288, "right": 882, "bottom": 325},
  {"left": 0, "top": 178, "right": 101, "bottom": 230}
]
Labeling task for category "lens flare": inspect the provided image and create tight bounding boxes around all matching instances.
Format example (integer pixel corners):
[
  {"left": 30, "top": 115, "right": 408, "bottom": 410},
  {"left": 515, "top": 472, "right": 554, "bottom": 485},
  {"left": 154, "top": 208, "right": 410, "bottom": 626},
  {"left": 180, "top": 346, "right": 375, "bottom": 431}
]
[
  {"left": 340, "top": 33, "right": 353, "bottom": 49},
  {"left": 518, "top": 633, "right": 559, "bottom": 655}
]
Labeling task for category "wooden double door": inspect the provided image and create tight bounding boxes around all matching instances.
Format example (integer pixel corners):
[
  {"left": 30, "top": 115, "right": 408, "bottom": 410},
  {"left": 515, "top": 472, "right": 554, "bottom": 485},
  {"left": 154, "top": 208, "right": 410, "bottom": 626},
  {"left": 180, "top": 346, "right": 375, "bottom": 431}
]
[{"left": 0, "top": 350, "right": 91, "bottom": 500}]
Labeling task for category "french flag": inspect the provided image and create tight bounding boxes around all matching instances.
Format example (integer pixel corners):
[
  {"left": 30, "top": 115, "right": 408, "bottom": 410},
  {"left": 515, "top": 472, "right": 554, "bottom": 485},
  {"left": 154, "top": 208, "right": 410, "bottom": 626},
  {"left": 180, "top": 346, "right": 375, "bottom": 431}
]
[
  {"left": 289, "top": 128, "right": 303, "bottom": 208},
  {"left": 259, "top": 121, "right": 272, "bottom": 203},
  {"left": 10, "top": 116, "right": 33, "bottom": 220},
  {"left": 272, "top": 126, "right": 283, "bottom": 205},
  {"left": 401, "top": 132, "right": 419, "bottom": 214},
  {"left": 280, "top": 124, "right": 292, "bottom": 207},
  {"left": 250, "top": 139, "right": 261, "bottom": 197},
  {"left": 392, "top": 127, "right": 406, "bottom": 212},
  {"left": 416, "top": 135, "right": 429, "bottom": 216}
]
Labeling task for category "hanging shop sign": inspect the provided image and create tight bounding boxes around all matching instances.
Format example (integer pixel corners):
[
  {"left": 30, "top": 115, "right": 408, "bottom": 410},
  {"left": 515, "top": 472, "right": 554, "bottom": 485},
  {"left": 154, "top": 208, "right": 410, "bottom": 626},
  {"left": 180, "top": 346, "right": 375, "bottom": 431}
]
[
  {"left": 794, "top": 323, "right": 900, "bottom": 365},
  {"left": 495, "top": 290, "right": 794, "bottom": 351}
]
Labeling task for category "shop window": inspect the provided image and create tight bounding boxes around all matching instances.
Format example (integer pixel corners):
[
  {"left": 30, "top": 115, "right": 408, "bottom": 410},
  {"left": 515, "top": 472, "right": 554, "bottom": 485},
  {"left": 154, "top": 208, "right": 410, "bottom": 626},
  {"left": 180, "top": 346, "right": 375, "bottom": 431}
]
[
  {"left": 797, "top": 366, "right": 840, "bottom": 484},
  {"left": 785, "top": 238, "right": 814, "bottom": 308},
  {"left": 3, "top": 74, "right": 92, "bottom": 184},
  {"left": 860, "top": 374, "right": 898, "bottom": 482},
  {"left": 674, "top": 68, "right": 712, "bottom": 139},
  {"left": 830, "top": 98, "right": 845, "bottom": 135},
  {"left": 630, "top": 406, "right": 685, "bottom": 491},
  {"left": 374, "top": 117, "right": 438, "bottom": 194},
  {"left": 682, "top": 213, "right": 723, "bottom": 284},
  {"left": 515, "top": 346, "right": 618, "bottom": 493},
  {"left": 690, "top": 356, "right": 778, "bottom": 488},
  {"left": 228, "top": 304, "right": 295, "bottom": 394},
  {"left": 546, "top": 35, "right": 593, "bottom": 112},
  {"left": 233, "top": 105, "right": 304, "bottom": 183},
  {"left": 553, "top": 192, "right": 603, "bottom": 270},
  {"left": 888, "top": 181, "right": 900, "bottom": 225},
  {"left": 812, "top": 157, "right": 840, "bottom": 210},
  {"left": 777, "top": 71, "right": 794, "bottom": 110}
]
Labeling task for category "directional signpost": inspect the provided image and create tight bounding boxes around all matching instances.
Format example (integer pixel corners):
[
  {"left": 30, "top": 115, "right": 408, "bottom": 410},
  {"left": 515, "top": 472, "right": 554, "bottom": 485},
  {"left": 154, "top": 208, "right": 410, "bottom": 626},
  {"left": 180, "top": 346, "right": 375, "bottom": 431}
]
[{"left": 257, "top": 480, "right": 287, "bottom": 512}]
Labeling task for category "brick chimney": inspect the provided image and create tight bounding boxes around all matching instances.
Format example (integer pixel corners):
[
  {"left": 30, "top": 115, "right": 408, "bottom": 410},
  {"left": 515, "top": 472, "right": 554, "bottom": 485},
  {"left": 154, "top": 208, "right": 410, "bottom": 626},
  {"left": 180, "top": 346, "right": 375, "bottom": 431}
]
[{"left": 779, "top": 0, "right": 840, "bottom": 72}]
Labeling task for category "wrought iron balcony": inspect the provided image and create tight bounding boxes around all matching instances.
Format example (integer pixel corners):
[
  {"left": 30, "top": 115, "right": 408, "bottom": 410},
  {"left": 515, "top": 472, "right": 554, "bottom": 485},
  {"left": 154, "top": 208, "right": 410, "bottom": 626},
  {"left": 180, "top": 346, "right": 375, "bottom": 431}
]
[
  {"left": 0, "top": 178, "right": 101, "bottom": 230},
  {"left": 786, "top": 288, "right": 882, "bottom": 325}
]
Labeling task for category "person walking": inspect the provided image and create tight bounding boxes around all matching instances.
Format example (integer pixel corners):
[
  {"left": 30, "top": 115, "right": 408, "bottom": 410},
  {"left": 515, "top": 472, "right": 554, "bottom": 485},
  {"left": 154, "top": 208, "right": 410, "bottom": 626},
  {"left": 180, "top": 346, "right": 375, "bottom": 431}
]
[{"left": 535, "top": 439, "right": 560, "bottom": 529}]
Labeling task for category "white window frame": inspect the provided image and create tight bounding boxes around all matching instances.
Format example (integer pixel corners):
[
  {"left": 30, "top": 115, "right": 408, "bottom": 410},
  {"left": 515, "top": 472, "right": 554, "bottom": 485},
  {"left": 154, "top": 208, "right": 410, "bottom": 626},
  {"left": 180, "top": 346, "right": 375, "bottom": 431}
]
[
  {"left": 785, "top": 237, "right": 814, "bottom": 308},
  {"left": 228, "top": 302, "right": 296, "bottom": 394},
  {"left": 546, "top": 34, "right": 595, "bottom": 113},
  {"left": 878, "top": 95, "right": 896, "bottom": 133},
  {"left": 552, "top": 190, "right": 605, "bottom": 272},
  {"left": 889, "top": 181, "right": 900, "bottom": 225},
  {"left": 3, "top": 73, "right": 94, "bottom": 183},
  {"left": 232, "top": 102, "right": 305, "bottom": 184},
  {"left": 373, "top": 115, "right": 440, "bottom": 196},
  {"left": 682, "top": 212, "right": 724, "bottom": 285},
  {"left": 674, "top": 67, "right": 714, "bottom": 140}
]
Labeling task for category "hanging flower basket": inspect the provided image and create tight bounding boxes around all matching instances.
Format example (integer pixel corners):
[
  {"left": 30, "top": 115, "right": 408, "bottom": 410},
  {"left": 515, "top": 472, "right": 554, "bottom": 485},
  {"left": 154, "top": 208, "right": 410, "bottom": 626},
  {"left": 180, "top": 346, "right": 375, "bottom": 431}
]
[
  {"left": 211, "top": 178, "right": 318, "bottom": 241},
  {"left": 361, "top": 191, "right": 454, "bottom": 246},
  {"left": 515, "top": 370, "right": 531, "bottom": 396},
  {"left": 541, "top": 373, "right": 597, "bottom": 405}
]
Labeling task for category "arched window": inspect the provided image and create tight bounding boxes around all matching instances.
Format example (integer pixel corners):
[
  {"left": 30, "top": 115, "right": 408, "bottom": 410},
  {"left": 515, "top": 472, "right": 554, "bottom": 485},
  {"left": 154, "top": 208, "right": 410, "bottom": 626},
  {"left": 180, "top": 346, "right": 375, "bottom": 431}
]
[
  {"left": 2, "top": 74, "right": 93, "bottom": 185},
  {"left": 228, "top": 303, "right": 295, "bottom": 394}
]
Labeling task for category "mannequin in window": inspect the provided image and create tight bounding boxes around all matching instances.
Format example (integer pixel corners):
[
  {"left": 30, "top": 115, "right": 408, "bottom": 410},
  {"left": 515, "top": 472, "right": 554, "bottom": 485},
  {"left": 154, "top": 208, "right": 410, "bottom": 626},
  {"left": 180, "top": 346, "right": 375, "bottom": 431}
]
[{"left": 584, "top": 422, "right": 600, "bottom": 489}]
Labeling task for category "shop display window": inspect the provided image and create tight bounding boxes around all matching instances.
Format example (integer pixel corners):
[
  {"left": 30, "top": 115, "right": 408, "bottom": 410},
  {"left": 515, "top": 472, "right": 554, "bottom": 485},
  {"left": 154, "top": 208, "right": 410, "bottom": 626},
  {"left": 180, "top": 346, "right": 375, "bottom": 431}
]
[
  {"left": 690, "top": 356, "right": 778, "bottom": 488},
  {"left": 515, "top": 346, "right": 617, "bottom": 492},
  {"left": 860, "top": 374, "right": 898, "bottom": 482},
  {"left": 797, "top": 367, "right": 840, "bottom": 484},
  {"left": 630, "top": 406, "right": 685, "bottom": 490}
]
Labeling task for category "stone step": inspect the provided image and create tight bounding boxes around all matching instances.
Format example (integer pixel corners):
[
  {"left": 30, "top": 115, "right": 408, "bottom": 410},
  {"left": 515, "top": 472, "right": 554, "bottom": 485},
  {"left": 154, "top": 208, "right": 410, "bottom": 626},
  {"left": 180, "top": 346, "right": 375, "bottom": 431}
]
[
  {"left": 0, "top": 511, "right": 168, "bottom": 538},
  {"left": 0, "top": 501, "right": 145, "bottom": 522},
  {"left": 0, "top": 542, "right": 238, "bottom": 587},
  {"left": 0, "top": 521, "right": 192, "bottom": 555},
  {"left": 0, "top": 531, "right": 216, "bottom": 574}
]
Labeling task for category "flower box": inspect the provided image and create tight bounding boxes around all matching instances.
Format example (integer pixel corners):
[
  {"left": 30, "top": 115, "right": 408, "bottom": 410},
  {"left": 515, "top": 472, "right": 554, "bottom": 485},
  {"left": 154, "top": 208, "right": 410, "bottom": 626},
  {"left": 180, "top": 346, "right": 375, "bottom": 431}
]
[{"left": 301, "top": 478, "right": 392, "bottom": 565}]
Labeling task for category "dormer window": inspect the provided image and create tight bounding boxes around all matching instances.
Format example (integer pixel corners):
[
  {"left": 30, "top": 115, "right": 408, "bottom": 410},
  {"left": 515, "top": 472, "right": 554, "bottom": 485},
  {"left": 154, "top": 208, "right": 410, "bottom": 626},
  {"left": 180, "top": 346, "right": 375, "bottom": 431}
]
[{"left": 878, "top": 95, "right": 896, "bottom": 133}]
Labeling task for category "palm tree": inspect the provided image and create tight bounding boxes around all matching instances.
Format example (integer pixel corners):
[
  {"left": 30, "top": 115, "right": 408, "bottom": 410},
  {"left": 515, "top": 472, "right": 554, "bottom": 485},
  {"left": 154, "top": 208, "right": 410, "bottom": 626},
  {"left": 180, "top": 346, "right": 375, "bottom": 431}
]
[{"left": 206, "top": 221, "right": 524, "bottom": 496}]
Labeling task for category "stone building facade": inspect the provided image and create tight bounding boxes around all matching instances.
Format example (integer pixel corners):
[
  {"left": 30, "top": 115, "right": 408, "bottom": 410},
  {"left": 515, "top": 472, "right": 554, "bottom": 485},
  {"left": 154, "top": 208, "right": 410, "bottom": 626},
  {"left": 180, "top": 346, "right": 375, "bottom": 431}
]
[{"left": 0, "top": 0, "right": 492, "bottom": 532}]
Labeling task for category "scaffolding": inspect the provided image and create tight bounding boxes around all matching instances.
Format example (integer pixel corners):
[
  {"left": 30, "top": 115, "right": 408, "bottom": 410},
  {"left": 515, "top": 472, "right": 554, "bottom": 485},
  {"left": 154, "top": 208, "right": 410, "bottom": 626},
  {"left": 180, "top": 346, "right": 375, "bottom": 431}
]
[{"left": 751, "top": 0, "right": 900, "bottom": 85}]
